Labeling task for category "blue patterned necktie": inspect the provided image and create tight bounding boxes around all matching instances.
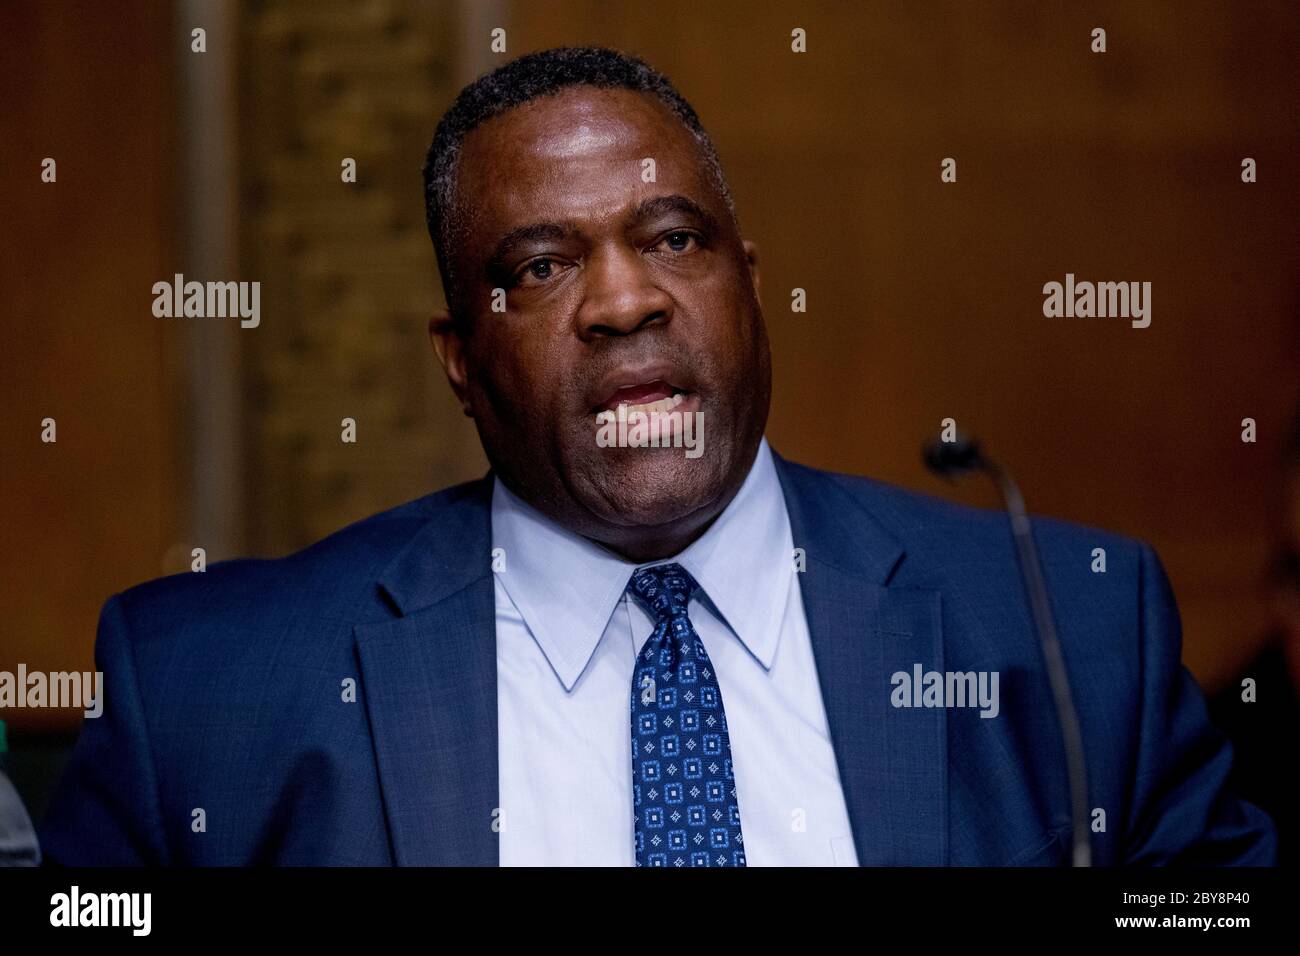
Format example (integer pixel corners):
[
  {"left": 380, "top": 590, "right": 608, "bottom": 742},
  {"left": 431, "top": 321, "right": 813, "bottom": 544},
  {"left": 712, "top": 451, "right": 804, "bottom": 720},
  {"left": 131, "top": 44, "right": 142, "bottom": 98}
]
[{"left": 628, "top": 563, "right": 746, "bottom": 867}]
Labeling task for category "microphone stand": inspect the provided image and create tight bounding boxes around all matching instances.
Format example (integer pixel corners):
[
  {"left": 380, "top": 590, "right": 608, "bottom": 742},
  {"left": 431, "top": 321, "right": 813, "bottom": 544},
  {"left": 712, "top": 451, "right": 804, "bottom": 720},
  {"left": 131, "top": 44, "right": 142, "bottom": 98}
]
[{"left": 926, "top": 440, "right": 1092, "bottom": 867}]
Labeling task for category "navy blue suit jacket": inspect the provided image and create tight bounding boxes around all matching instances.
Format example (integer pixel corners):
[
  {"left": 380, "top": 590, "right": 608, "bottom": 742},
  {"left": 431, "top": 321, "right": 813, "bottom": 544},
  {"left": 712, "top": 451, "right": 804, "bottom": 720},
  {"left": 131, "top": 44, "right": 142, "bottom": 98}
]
[{"left": 41, "top": 455, "right": 1276, "bottom": 865}]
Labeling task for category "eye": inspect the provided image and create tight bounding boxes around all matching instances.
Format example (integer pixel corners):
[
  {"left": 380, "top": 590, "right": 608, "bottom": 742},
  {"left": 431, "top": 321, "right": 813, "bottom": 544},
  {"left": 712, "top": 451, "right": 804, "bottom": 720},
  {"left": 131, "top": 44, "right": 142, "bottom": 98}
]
[
  {"left": 513, "top": 257, "right": 568, "bottom": 287},
  {"left": 652, "top": 230, "right": 701, "bottom": 255}
]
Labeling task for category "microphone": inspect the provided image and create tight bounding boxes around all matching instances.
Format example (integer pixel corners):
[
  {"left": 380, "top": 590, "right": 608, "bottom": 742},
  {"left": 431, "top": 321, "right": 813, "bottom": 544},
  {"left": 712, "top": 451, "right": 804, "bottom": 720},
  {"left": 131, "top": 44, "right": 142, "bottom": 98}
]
[
  {"left": 923, "top": 434, "right": 985, "bottom": 479},
  {"left": 923, "top": 432, "right": 1092, "bottom": 867}
]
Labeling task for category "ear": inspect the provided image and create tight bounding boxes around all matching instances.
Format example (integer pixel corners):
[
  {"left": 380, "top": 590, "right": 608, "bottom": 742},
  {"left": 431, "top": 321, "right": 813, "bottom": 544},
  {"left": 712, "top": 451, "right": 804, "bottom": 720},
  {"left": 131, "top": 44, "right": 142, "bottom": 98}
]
[
  {"left": 742, "top": 238, "right": 761, "bottom": 299},
  {"left": 428, "top": 310, "right": 473, "bottom": 416}
]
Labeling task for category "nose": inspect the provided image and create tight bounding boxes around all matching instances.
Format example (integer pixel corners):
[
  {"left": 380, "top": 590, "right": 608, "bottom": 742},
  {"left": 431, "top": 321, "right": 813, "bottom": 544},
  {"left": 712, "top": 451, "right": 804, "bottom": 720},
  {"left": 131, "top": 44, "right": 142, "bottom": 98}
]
[{"left": 575, "top": 245, "right": 674, "bottom": 340}]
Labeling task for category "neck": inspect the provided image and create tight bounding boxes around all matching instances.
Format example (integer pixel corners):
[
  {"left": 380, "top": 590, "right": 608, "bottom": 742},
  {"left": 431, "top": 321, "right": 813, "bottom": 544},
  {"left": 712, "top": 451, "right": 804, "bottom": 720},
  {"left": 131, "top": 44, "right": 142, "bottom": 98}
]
[{"left": 590, "top": 508, "right": 726, "bottom": 564}]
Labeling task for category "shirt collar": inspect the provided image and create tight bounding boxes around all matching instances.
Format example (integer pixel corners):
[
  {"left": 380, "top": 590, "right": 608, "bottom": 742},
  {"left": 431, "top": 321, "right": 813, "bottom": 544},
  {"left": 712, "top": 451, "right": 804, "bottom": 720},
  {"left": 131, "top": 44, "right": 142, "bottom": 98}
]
[{"left": 490, "top": 438, "right": 793, "bottom": 691}]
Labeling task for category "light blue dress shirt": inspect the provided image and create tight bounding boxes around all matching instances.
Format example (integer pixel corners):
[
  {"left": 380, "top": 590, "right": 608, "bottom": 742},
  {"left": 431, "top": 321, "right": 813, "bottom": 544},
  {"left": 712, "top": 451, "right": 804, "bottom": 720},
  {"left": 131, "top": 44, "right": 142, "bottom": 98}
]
[{"left": 493, "top": 438, "right": 859, "bottom": 866}]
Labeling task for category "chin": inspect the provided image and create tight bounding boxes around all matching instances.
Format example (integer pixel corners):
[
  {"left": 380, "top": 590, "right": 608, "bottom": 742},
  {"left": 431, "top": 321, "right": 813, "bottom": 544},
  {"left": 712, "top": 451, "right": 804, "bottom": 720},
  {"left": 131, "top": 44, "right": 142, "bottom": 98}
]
[{"left": 579, "top": 445, "right": 733, "bottom": 530}]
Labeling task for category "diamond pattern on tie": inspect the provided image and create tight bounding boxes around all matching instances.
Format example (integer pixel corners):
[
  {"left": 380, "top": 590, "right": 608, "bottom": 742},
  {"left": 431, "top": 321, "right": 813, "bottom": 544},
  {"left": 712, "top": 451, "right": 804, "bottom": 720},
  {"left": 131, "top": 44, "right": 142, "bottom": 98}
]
[{"left": 628, "top": 563, "right": 746, "bottom": 867}]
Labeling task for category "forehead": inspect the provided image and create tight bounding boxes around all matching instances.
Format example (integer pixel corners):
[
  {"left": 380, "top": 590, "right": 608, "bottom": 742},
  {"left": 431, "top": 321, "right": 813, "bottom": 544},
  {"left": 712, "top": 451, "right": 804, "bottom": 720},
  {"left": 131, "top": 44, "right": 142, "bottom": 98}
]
[{"left": 453, "top": 86, "right": 720, "bottom": 239}]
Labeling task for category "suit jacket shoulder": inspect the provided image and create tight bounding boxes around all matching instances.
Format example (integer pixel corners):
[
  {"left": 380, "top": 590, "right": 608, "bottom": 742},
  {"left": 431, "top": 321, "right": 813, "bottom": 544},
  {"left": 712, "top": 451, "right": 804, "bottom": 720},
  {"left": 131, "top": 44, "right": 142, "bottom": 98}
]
[{"left": 115, "top": 477, "right": 492, "bottom": 635}]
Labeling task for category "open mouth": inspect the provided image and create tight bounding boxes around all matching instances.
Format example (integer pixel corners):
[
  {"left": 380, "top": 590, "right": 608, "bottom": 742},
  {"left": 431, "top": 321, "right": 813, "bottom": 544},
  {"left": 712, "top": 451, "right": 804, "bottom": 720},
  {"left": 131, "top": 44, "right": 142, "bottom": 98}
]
[{"left": 593, "top": 378, "right": 689, "bottom": 417}]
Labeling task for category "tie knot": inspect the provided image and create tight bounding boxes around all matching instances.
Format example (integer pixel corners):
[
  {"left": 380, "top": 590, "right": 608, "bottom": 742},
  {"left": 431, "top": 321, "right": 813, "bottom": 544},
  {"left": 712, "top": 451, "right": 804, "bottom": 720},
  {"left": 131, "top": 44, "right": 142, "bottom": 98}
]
[{"left": 628, "top": 562, "right": 698, "bottom": 622}]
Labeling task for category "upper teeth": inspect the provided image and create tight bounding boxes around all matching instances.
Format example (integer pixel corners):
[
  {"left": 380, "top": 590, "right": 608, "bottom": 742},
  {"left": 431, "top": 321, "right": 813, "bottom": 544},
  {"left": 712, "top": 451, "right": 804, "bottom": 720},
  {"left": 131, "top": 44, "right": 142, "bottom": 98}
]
[{"left": 619, "top": 392, "right": 685, "bottom": 416}]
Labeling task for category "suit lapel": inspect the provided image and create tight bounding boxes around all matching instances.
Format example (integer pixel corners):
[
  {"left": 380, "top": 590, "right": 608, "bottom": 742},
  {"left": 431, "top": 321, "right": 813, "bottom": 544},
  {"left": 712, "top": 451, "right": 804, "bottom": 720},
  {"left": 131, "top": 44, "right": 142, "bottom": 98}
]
[
  {"left": 775, "top": 454, "right": 948, "bottom": 865},
  {"left": 354, "top": 479, "right": 500, "bottom": 865}
]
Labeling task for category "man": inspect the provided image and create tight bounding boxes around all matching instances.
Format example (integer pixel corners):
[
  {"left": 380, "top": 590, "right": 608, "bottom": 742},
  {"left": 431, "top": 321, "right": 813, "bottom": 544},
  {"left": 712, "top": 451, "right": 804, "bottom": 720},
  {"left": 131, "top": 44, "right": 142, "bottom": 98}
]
[{"left": 41, "top": 47, "right": 1274, "bottom": 866}]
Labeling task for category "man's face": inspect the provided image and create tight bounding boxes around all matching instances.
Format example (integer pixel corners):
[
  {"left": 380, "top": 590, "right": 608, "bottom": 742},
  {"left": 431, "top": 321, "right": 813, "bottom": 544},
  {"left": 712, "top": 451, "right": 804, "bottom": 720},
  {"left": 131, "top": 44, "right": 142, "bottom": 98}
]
[{"left": 434, "top": 85, "right": 771, "bottom": 557}]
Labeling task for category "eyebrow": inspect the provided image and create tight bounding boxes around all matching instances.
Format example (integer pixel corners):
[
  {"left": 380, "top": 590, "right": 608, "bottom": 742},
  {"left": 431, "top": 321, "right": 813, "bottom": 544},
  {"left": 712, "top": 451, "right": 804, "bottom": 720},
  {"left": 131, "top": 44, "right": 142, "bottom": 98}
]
[
  {"left": 631, "top": 194, "right": 719, "bottom": 234},
  {"left": 486, "top": 222, "right": 574, "bottom": 279},
  {"left": 484, "top": 193, "right": 720, "bottom": 279}
]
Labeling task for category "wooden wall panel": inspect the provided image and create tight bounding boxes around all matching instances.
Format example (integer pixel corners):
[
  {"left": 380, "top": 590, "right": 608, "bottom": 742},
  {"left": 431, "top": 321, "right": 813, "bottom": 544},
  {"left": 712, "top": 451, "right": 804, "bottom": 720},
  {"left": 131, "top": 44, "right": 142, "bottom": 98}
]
[
  {"left": 0, "top": 2, "right": 180, "bottom": 732},
  {"left": 237, "top": 0, "right": 486, "bottom": 553}
]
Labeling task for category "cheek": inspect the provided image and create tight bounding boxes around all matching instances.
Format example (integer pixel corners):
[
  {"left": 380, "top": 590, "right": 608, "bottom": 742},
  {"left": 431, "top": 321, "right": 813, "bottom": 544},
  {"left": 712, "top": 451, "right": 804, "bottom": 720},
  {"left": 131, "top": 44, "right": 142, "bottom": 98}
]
[
  {"left": 692, "top": 281, "right": 759, "bottom": 357},
  {"left": 681, "top": 256, "right": 755, "bottom": 319},
  {"left": 470, "top": 332, "right": 569, "bottom": 422}
]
